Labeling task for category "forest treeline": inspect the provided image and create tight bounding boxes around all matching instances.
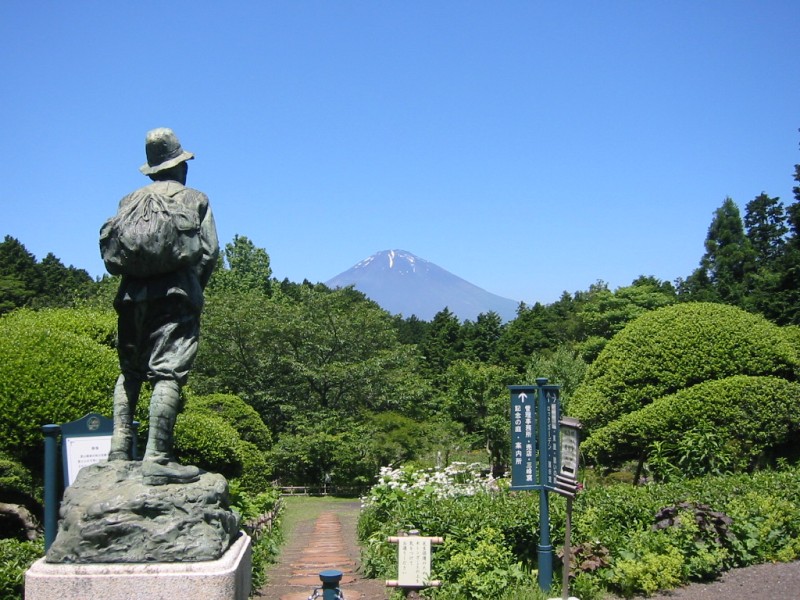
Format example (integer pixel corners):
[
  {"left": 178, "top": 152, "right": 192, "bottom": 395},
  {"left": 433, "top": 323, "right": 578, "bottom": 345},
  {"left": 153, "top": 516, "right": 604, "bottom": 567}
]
[{"left": 1, "top": 152, "right": 799, "bottom": 489}]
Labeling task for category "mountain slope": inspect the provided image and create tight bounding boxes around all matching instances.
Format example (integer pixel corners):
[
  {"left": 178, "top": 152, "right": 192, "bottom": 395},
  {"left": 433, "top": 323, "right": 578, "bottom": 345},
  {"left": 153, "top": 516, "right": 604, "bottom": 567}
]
[{"left": 325, "top": 250, "right": 519, "bottom": 322}]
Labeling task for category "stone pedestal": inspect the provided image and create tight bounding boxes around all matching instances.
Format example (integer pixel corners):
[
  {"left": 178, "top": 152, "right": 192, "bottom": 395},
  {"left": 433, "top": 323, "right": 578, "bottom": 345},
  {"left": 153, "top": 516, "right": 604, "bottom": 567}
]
[{"left": 25, "top": 532, "right": 252, "bottom": 600}]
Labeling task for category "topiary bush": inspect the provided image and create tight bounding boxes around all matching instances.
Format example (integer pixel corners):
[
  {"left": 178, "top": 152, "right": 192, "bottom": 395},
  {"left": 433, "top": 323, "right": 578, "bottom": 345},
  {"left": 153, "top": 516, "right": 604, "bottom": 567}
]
[
  {"left": 184, "top": 392, "right": 272, "bottom": 452},
  {"left": 583, "top": 375, "right": 800, "bottom": 472},
  {"left": 0, "top": 309, "right": 118, "bottom": 469},
  {"left": 174, "top": 411, "right": 241, "bottom": 475},
  {"left": 570, "top": 303, "right": 799, "bottom": 433},
  {"left": 5, "top": 307, "right": 118, "bottom": 349},
  {"left": 174, "top": 410, "right": 271, "bottom": 495}
]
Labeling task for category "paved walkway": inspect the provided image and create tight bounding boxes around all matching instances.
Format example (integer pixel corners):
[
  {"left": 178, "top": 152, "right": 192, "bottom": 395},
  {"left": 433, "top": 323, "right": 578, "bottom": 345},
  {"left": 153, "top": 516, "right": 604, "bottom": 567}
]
[{"left": 256, "top": 501, "right": 388, "bottom": 600}]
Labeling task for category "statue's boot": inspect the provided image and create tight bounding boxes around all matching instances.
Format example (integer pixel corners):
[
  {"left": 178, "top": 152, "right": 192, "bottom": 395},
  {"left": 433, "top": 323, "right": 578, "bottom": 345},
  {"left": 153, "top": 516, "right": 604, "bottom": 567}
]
[
  {"left": 141, "top": 460, "right": 200, "bottom": 486},
  {"left": 108, "top": 374, "right": 140, "bottom": 461},
  {"left": 142, "top": 380, "right": 200, "bottom": 486}
]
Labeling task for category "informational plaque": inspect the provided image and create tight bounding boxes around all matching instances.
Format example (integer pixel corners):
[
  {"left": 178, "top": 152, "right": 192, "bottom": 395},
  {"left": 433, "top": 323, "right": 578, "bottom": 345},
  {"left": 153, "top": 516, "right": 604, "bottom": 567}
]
[
  {"left": 59, "top": 413, "right": 114, "bottom": 487},
  {"left": 559, "top": 423, "right": 580, "bottom": 479},
  {"left": 64, "top": 435, "right": 112, "bottom": 486},
  {"left": 397, "top": 537, "right": 432, "bottom": 587}
]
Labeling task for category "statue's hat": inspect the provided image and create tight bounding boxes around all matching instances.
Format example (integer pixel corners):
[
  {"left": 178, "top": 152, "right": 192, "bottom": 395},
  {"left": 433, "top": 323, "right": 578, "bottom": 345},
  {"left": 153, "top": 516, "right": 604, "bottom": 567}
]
[{"left": 139, "top": 128, "right": 194, "bottom": 175}]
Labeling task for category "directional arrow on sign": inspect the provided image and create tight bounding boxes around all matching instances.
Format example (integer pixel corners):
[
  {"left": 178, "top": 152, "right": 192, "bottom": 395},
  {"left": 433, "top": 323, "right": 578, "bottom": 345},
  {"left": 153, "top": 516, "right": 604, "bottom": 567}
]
[{"left": 518, "top": 392, "right": 528, "bottom": 403}]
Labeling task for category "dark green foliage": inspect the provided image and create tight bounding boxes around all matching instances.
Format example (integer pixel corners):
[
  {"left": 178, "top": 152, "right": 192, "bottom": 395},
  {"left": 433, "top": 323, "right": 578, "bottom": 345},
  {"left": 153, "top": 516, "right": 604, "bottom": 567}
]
[
  {"left": 525, "top": 345, "right": 588, "bottom": 412},
  {"left": 0, "top": 275, "right": 34, "bottom": 316},
  {"left": 196, "top": 284, "right": 430, "bottom": 433},
  {"left": 0, "top": 237, "right": 95, "bottom": 313},
  {"left": 33, "top": 253, "right": 94, "bottom": 308},
  {"left": 441, "top": 360, "right": 517, "bottom": 470},
  {"left": 363, "top": 411, "right": 435, "bottom": 467},
  {"left": 392, "top": 313, "right": 430, "bottom": 345},
  {"left": 0, "top": 456, "right": 40, "bottom": 514},
  {"left": 496, "top": 300, "right": 571, "bottom": 373},
  {"left": 0, "top": 309, "right": 117, "bottom": 469},
  {"left": 570, "top": 303, "right": 799, "bottom": 433},
  {"left": 745, "top": 193, "right": 788, "bottom": 266},
  {"left": 683, "top": 198, "right": 757, "bottom": 306},
  {"left": 461, "top": 311, "right": 504, "bottom": 363},
  {"left": 584, "top": 375, "right": 800, "bottom": 472},
  {"left": 0, "top": 236, "right": 41, "bottom": 314},
  {"left": 266, "top": 415, "right": 373, "bottom": 488},
  {"left": 418, "top": 308, "right": 465, "bottom": 383}
]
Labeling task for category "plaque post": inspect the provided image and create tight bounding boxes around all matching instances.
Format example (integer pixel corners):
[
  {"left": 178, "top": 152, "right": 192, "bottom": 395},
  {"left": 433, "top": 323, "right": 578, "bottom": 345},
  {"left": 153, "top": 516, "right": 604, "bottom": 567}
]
[
  {"left": 42, "top": 423, "right": 61, "bottom": 552},
  {"left": 536, "top": 378, "right": 553, "bottom": 592}
]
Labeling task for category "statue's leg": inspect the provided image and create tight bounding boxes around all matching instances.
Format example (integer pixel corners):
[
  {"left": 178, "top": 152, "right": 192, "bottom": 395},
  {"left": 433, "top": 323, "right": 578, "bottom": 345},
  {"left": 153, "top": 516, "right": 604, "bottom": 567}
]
[
  {"left": 108, "top": 373, "right": 140, "bottom": 461},
  {"left": 142, "top": 379, "right": 199, "bottom": 485}
]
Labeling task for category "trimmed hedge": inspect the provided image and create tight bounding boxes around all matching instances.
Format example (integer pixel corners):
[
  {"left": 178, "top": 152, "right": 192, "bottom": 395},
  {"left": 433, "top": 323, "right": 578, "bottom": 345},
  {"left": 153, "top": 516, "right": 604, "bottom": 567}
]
[
  {"left": 570, "top": 303, "right": 799, "bottom": 433},
  {"left": 4, "top": 307, "right": 118, "bottom": 349},
  {"left": 583, "top": 375, "right": 800, "bottom": 469},
  {"left": 184, "top": 392, "right": 272, "bottom": 451},
  {"left": 0, "top": 309, "right": 117, "bottom": 467},
  {"left": 174, "top": 410, "right": 272, "bottom": 495}
]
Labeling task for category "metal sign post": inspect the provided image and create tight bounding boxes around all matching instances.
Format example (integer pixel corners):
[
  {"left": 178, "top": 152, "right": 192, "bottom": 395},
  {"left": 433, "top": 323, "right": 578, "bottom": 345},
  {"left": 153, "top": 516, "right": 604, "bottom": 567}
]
[{"left": 509, "top": 379, "right": 562, "bottom": 594}]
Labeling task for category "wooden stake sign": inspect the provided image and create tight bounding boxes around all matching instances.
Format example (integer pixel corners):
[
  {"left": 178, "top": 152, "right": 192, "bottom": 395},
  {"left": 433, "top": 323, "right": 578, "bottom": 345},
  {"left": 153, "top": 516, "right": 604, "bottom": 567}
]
[{"left": 386, "top": 531, "right": 444, "bottom": 589}]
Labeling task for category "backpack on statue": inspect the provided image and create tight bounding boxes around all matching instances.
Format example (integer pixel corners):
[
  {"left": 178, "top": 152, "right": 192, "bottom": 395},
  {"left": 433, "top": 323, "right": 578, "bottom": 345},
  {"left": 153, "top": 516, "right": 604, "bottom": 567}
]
[{"left": 99, "top": 185, "right": 202, "bottom": 277}]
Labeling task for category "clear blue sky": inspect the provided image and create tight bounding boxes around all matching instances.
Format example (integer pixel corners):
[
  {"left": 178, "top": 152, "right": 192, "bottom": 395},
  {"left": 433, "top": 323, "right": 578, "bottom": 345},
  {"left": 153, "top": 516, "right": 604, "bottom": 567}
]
[{"left": 2, "top": 2, "right": 799, "bottom": 305}]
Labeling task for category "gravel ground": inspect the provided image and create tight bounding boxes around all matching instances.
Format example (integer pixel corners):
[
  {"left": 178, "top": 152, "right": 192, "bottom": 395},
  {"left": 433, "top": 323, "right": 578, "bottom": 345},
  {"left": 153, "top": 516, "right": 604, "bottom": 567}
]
[{"left": 630, "top": 559, "right": 800, "bottom": 600}]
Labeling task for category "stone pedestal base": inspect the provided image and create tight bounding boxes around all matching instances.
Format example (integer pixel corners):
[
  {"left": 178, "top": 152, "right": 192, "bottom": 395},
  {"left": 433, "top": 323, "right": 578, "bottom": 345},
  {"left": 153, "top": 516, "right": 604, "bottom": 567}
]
[{"left": 25, "top": 533, "right": 251, "bottom": 600}]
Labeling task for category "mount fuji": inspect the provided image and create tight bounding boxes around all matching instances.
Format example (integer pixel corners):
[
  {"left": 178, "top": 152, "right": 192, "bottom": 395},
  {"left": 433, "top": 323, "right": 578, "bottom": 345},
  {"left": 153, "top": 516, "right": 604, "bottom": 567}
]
[{"left": 325, "top": 250, "right": 520, "bottom": 322}]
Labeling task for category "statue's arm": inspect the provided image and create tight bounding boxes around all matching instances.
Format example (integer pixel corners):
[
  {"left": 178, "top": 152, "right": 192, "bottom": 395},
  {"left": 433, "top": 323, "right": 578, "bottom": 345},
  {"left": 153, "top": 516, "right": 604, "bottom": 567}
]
[{"left": 197, "top": 195, "right": 219, "bottom": 289}]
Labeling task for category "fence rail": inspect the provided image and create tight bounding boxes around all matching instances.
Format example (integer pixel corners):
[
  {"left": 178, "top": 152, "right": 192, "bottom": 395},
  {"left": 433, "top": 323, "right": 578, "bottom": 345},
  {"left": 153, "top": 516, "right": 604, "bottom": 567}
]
[{"left": 278, "top": 485, "right": 366, "bottom": 497}]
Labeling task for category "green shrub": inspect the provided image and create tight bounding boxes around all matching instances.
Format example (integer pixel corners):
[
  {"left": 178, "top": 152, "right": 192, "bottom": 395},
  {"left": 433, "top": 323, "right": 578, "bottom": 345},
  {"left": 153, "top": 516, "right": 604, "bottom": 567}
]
[
  {"left": 570, "top": 303, "right": 799, "bottom": 433},
  {"left": 174, "top": 411, "right": 242, "bottom": 475},
  {"left": 184, "top": 392, "right": 272, "bottom": 452},
  {"left": 0, "top": 457, "right": 38, "bottom": 507},
  {"left": 235, "top": 440, "right": 272, "bottom": 495},
  {"left": 0, "top": 310, "right": 118, "bottom": 467},
  {"left": 0, "top": 538, "right": 43, "bottom": 600},
  {"left": 726, "top": 491, "right": 800, "bottom": 563},
  {"left": 583, "top": 375, "right": 800, "bottom": 471},
  {"left": 432, "top": 527, "right": 530, "bottom": 599},
  {"left": 174, "top": 411, "right": 272, "bottom": 494},
  {"left": 1, "top": 307, "right": 117, "bottom": 348},
  {"left": 607, "top": 540, "right": 683, "bottom": 597},
  {"left": 359, "top": 465, "right": 800, "bottom": 599},
  {"left": 228, "top": 483, "right": 283, "bottom": 591}
]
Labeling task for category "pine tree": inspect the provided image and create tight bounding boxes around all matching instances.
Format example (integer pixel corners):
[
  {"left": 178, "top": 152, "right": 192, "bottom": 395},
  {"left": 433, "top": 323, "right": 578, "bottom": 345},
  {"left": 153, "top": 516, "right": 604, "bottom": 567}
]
[
  {"left": 686, "top": 198, "right": 757, "bottom": 307},
  {"left": 744, "top": 193, "right": 788, "bottom": 266}
]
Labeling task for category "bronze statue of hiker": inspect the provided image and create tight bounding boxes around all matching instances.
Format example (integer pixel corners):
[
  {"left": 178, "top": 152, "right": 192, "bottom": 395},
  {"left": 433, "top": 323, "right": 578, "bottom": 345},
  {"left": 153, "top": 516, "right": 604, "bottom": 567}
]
[{"left": 100, "top": 127, "right": 219, "bottom": 486}]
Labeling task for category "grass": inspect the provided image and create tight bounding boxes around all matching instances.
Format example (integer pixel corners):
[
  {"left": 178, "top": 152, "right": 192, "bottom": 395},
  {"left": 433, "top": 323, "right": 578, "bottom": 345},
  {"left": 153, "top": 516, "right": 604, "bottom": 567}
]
[{"left": 280, "top": 495, "right": 361, "bottom": 538}]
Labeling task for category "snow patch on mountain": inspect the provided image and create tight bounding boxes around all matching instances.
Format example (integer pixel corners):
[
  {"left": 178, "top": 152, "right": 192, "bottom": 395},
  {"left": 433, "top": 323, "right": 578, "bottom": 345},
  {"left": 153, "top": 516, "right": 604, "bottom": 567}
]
[{"left": 325, "top": 249, "right": 519, "bottom": 322}]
